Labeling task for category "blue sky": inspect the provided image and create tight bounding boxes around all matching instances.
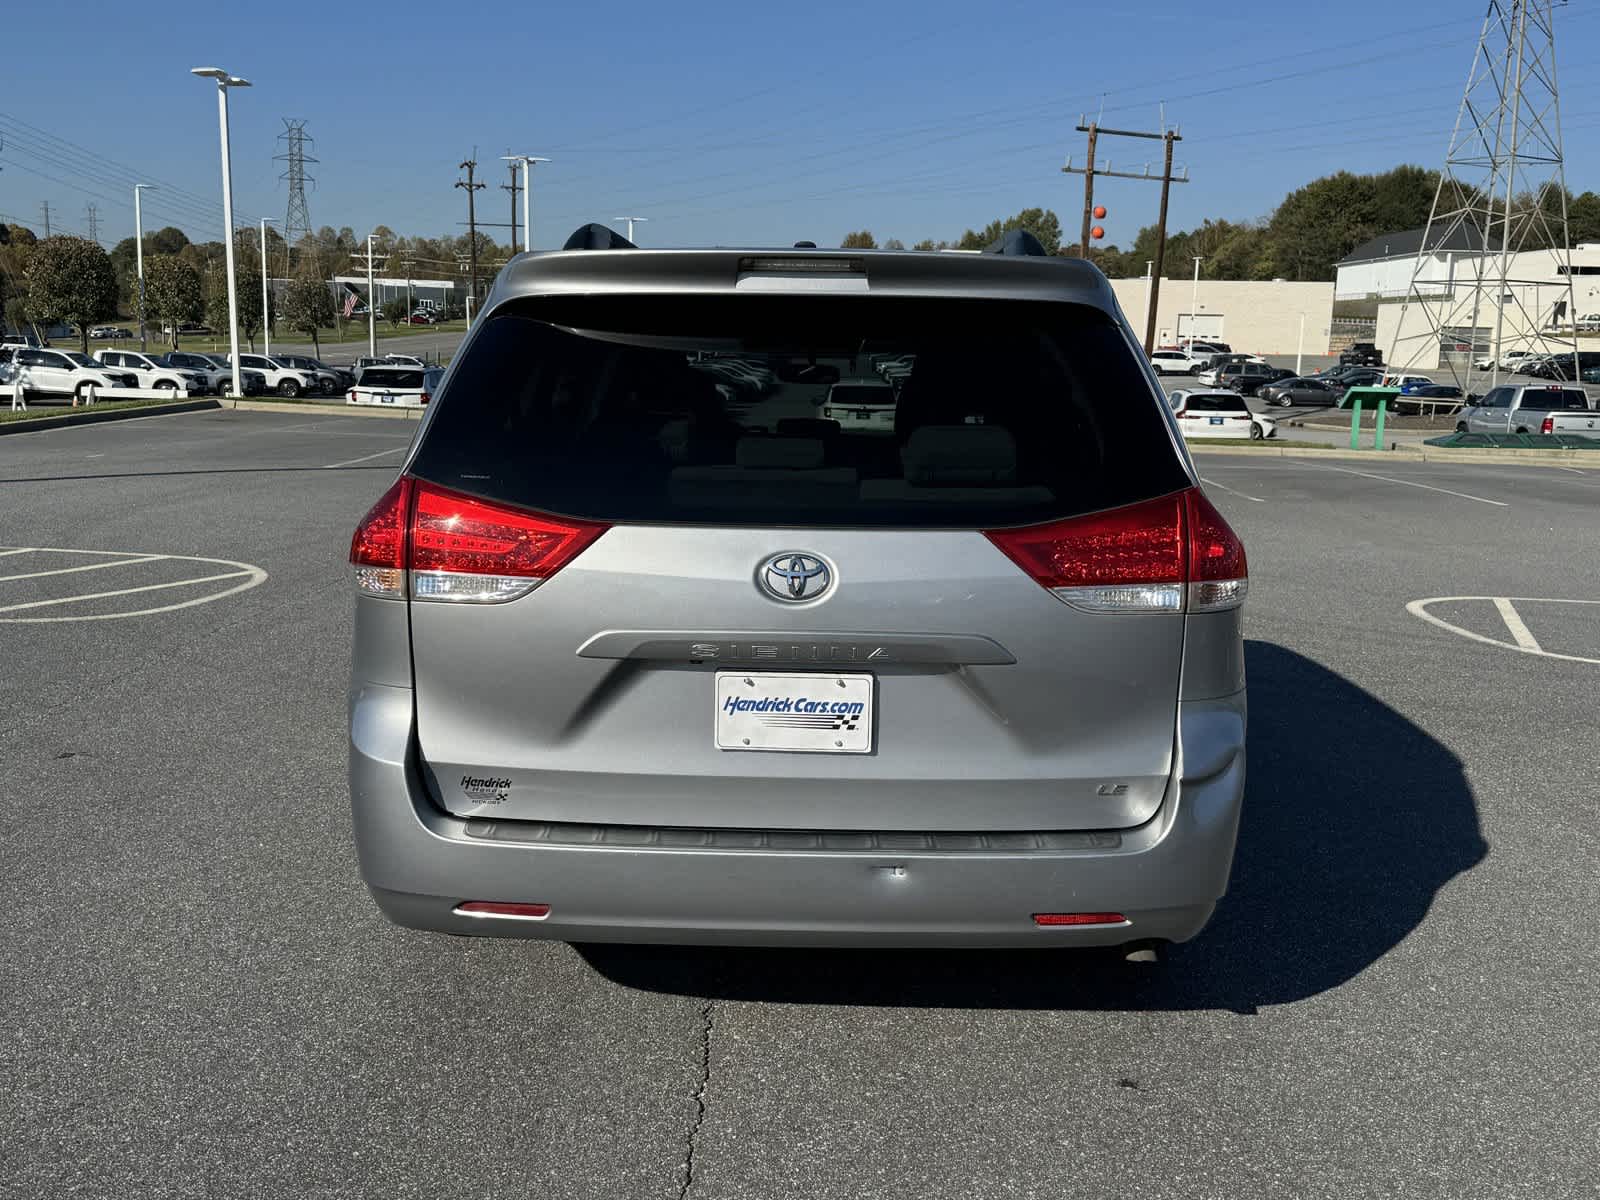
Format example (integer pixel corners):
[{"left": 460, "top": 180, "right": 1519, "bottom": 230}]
[{"left": 4, "top": 0, "right": 1599, "bottom": 254}]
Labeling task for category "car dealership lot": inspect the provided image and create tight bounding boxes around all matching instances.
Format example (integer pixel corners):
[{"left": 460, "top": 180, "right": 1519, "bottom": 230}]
[{"left": 3, "top": 410, "right": 1597, "bottom": 1199}]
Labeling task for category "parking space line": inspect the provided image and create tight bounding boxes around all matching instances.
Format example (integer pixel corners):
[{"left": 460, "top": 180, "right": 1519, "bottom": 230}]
[
  {"left": 0, "top": 555, "right": 166, "bottom": 583},
  {"left": 1199, "top": 476, "right": 1266, "bottom": 502},
  {"left": 323, "top": 446, "right": 406, "bottom": 469},
  {"left": 1408, "top": 596, "right": 1600, "bottom": 666},
  {"left": 0, "top": 570, "right": 256, "bottom": 615},
  {"left": 1294, "top": 460, "right": 1509, "bottom": 507},
  {"left": 1492, "top": 598, "right": 1543, "bottom": 652},
  {"left": 0, "top": 548, "right": 36, "bottom": 558}
]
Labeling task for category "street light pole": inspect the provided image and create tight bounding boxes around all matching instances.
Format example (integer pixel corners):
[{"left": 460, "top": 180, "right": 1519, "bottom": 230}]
[
  {"left": 367, "top": 234, "right": 377, "bottom": 358},
  {"left": 134, "top": 184, "right": 156, "bottom": 351},
  {"left": 1188, "top": 256, "right": 1204, "bottom": 354},
  {"left": 259, "top": 217, "right": 277, "bottom": 357},
  {"left": 614, "top": 216, "right": 647, "bottom": 244},
  {"left": 1297, "top": 313, "right": 1307, "bottom": 376},
  {"left": 191, "top": 66, "right": 251, "bottom": 403},
  {"left": 1143, "top": 259, "right": 1153, "bottom": 339},
  {"left": 502, "top": 155, "right": 550, "bottom": 252}
]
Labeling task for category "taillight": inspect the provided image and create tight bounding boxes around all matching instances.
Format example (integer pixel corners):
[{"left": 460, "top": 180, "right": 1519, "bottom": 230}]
[
  {"left": 1541, "top": 415, "right": 1554, "bottom": 434},
  {"left": 420, "top": 391, "right": 430, "bottom": 405},
  {"left": 347, "top": 478, "right": 609, "bottom": 603},
  {"left": 346, "top": 388, "right": 356, "bottom": 402},
  {"left": 983, "top": 487, "right": 1246, "bottom": 614}
]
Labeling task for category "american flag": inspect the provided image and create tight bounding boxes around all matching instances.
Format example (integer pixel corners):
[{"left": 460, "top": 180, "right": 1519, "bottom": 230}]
[{"left": 342, "top": 291, "right": 358, "bottom": 318}]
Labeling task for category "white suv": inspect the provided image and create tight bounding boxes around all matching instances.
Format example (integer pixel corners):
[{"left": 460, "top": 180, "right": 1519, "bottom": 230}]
[
  {"left": 94, "top": 350, "right": 209, "bottom": 394},
  {"left": 233, "top": 354, "right": 319, "bottom": 398},
  {"left": 12, "top": 348, "right": 137, "bottom": 401}
]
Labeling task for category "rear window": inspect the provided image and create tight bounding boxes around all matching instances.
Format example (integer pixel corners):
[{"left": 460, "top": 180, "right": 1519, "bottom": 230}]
[
  {"left": 411, "top": 296, "right": 1188, "bottom": 528},
  {"left": 1185, "top": 394, "right": 1246, "bottom": 413},
  {"left": 360, "top": 369, "right": 425, "bottom": 388},
  {"left": 1520, "top": 389, "right": 1588, "bottom": 410}
]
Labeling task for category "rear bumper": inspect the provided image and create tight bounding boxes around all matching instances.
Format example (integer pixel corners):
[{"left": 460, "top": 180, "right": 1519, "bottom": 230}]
[{"left": 350, "top": 684, "right": 1246, "bottom": 949}]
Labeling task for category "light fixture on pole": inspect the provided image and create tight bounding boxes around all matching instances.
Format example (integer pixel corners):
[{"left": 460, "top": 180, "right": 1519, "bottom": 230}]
[
  {"left": 1188, "top": 256, "right": 1204, "bottom": 354},
  {"left": 501, "top": 155, "right": 550, "bottom": 252},
  {"left": 614, "top": 216, "right": 647, "bottom": 244},
  {"left": 259, "top": 217, "right": 277, "bottom": 357},
  {"left": 133, "top": 184, "right": 157, "bottom": 351},
  {"left": 191, "top": 66, "right": 251, "bottom": 403}
]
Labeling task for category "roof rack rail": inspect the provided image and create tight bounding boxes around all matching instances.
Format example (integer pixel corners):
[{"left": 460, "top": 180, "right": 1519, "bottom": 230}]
[
  {"left": 561, "top": 223, "right": 638, "bottom": 251},
  {"left": 984, "top": 229, "right": 1050, "bottom": 257}
]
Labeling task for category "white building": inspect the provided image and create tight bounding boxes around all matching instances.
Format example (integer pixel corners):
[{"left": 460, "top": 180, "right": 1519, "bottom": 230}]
[{"left": 1108, "top": 278, "right": 1334, "bottom": 356}]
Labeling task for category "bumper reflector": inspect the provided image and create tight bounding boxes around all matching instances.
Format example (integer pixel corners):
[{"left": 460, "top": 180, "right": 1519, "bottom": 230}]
[
  {"left": 1032, "top": 912, "right": 1129, "bottom": 927},
  {"left": 454, "top": 901, "right": 551, "bottom": 921}
]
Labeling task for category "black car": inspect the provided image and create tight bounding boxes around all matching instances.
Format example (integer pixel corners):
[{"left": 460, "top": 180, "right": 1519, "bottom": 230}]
[
  {"left": 1220, "top": 361, "right": 1296, "bottom": 396},
  {"left": 1339, "top": 342, "right": 1384, "bottom": 367},
  {"left": 1393, "top": 384, "right": 1464, "bottom": 415}
]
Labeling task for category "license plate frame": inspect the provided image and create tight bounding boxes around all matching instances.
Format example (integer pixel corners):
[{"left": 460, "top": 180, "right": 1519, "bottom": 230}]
[{"left": 715, "top": 671, "right": 874, "bottom": 754}]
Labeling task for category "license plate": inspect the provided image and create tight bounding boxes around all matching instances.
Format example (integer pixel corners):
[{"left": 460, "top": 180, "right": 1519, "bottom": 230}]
[
  {"left": 380, "top": 393, "right": 395, "bottom": 404},
  {"left": 715, "top": 672, "right": 873, "bottom": 753},
  {"left": 1209, "top": 416, "right": 1225, "bottom": 425}
]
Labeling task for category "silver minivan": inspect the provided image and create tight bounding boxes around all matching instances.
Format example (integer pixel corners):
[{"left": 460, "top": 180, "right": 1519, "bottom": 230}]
[{"left": 348, "top": 240, "right": 1249, "bottom": 950}]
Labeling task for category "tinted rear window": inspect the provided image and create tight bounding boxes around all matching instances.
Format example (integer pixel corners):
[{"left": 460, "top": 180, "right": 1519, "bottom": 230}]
[
  {"left": 360, "top": 369, "right": 425, "bottom": 388},
  {"left": 411, "top": 296, "right": 1188, "bottom": 528},
  {"left": 1520, "top": 389, "right": 1588, "bottom": 410}
]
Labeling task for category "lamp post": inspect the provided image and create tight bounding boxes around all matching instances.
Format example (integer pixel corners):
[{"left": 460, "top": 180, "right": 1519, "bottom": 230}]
[
  {"left": 133, "top": 184, "right": 156, "bottom": 351},
  {"left": 1143, "top": 259, "right": 1153, "bottom": 339},
  {"left": 614, "top": 216, "right": 647, "bottom": 244},
  {"left": 259, "top": 217, "right": 277, "bottom": 357},
  {"left": 366, "top": 233, "right": 378, "bottom": 358},
  {"left": 1189, "top": 256, "right": 1204, "bottom": 354},
  {"left": 501, "top": 154, "right": 551, "bottom": 252},
  {"left": 190, "top": 66, "right": 251, "bottom": 402}
]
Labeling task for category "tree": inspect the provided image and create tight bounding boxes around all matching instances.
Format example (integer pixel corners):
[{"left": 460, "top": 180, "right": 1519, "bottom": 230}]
[
  {"left": 840, "top": 230, "right": 877, "bottom": 249},
  {"left": 883, "top": 238, "right": 906, "bottom": 250},
  {"left": 280, "top": 273, "right": 336, "bottom": 356},
  {"left": 142, "top": 256, "right": 204, "bottom": 348},
  {"left": 23, "top": 236, "right": 118, "bottom": 353},
  {"left": 202, "top": 262, "right": 264, "bottom": 350},
  {"left": 381, "top": 297, "right": 409, "bottom": 328},
  {"left": 149, "top": 226, "right": 190, "bottom": 256},
  {"left": 955, "top": 207, "right": 1063, "bottom": 255}
]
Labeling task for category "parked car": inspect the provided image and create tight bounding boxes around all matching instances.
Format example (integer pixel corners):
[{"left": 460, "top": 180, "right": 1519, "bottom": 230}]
[
  {"left": 383, "top": 353, "right": 426, "bottom": 368},
  {"left": 346, "top": 236, "right": 1249, "bottom": 951},
  {"left": 1474, "top": 348, "right": 1537, "bottom": 371},
  {"left": 1256, "top": 376, "right": 1341, "bottom": 408},
  {"left": 1380, "top": 373, "right": 1435, "bottom": 391},
  {"left": 1457, "top": 384, "right": 1595, "bottom": 435},
  {"left": 1195, "top": 354, "right": 1266, "bottom": 385},
  {"left": 232, "top": 353, "right": 320, "bottom": 397},
  {"left": 1339, "top": 342, "right": 1384, "bottom": 367},
  {"left": 274, "top": 353, "right": 349, "bottom": 393},
  {"left": 89, "top": 325, "right": 121, "bottom": 340},
  {"left": 1576, "top": 313, "right": 1600, "bottom": 332},
  {"left": 1392, "top": 384, "right": 1465, "bottom": 415},
  {"left": 820, "top": 379, "right": 897, "bottom": 432},
  {"left": 1, "top": 332, "right": 44, "bottom": 349},
  {"left": 1220, "top": 361, "right": 1295, "bottom": 396},
  {"left": 1148, "top": 348, "right": 1205, "bottom": 376},
  {"left": 1170, "top": 389, "right": 1276, "bottom": 440},
  {"left": 186, "top": 353, "right": 269, "bottom": 396},
  {"left": 1581, "top": 365, "right": 1600, "bottom": 384},
  {"left": 11, "top": 347, "right": 137, "bottom": 401},
  {"left": 1525, "top": 350, "right": 1600, "bottom": 382},
  {"left": 405, "top": 313, "right": 436, "bottom": 325},
  {"left": 346, "top": 366, "right": 432, "bottom": 408},
  {"left": 94, "top": 349, "right": 210, "bottom": 394}
]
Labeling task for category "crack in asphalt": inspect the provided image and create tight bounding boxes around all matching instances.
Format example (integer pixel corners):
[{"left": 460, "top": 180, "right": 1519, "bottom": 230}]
[{"left": 675, "top": 999, "right": 714, "bottom": 1200}]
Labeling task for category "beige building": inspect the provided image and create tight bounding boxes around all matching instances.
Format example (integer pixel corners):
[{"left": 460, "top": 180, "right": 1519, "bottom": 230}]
[{"left": 1107, "top": 278, "right": 1333, "bottom": 356}]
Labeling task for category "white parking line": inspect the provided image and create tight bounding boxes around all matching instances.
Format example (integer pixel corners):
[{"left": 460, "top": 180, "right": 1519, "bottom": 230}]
[
  {"left": 0, "top": 548, "right": 36, "bottom": 558},
  {"left": 323, "top": 446, "right": 406, "bottom": 469},
  {"left": 0, "top": 555, "right": 166, "bottom": 583},
  {"left": 1199, "top": 476, "right": 1266, "bottom": 503},
  {"left": 1295, "top": 460, "right": 1509, "bottom": 507},
  {"left": 1408, "top": 596, "right": 1600, "bottom": 666},
  {"left": 1492, "top": 598, "right": 1543, "bottom": 652},
  {"left": 0, "top": 570, "right": 255, "bottom": 615}
]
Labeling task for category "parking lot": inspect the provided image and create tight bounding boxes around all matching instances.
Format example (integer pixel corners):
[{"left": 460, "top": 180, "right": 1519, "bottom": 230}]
[{"left": 3, "top": 409, "right": 1598, "bottom": 1198}]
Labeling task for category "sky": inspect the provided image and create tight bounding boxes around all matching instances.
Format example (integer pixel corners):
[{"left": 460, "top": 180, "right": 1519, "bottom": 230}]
[{"left": 4, "top": 0, "right": 1600, "bottom": 258}]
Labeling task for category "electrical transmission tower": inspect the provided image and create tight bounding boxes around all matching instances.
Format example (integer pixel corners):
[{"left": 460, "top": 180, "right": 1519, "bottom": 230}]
[
  {"left": 1388, "top": 0, "right": 1577, "bottom": 391},
  {"left": 275, "top": 119, "right": 317, "bottom": 261},
  {"left": 85, "top": 203, "right": 99, "bottom": 243}
]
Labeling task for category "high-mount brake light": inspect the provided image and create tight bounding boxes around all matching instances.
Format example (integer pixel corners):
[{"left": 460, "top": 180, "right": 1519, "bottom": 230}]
[
  {"left": 984, "top": 487, "right": 1247, "bottom": 614},
  {"left": 737, "top": 256, "right": 864, "bottom": 274},
  {"left": 347, "top": 478, "right": 610, "bottom": 603}
]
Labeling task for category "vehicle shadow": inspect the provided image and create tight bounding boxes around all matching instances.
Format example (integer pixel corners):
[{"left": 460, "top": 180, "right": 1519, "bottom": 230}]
[{"left": 577, "top": 641, "right": 1487, "bottom": 1012}]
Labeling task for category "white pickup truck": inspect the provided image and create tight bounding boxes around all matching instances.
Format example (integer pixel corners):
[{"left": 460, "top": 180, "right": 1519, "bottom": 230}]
[
  {"left": 94, "top": 349, "right": 210, "bottom": 394},
  {"left": 1456, "top": 384, "right": 1600, "bottom": 436}
]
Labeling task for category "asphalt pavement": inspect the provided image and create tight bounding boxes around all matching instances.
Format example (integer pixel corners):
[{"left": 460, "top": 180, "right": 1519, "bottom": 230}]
[{"left": 2, "top": 410, "right": 1598, "bottom": 1198}]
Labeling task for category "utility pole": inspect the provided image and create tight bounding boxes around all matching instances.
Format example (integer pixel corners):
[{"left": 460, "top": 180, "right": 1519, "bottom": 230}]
[
  {"left": 501, "top": 159, "right": 521, "bottom": 253},
  {"left": 1064, "top": 120, "right": 1187, "bottom": 353},
  {"left": 39, "top": 201, "right": 51, "bottom": 238},
  {"left": 455, "top": 157, "right": 484, "bottom": 314},
  {"left": 502, "top": 154, "right": 551, "bottom": 252}
]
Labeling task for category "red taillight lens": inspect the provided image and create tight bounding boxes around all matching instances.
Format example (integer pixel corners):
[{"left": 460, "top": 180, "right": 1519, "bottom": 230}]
[
  {"left": 408, "top": 480, "right": 609, "bottom": 603},
  {"left": 420, "top": 391, "right": 431, "bottom": 405},
  {"left": 349, "top": 476, "right": 411, "bottom": 597},
  {"left": 984, "top": 486, "right": 1246, "bottom": 613},
  {"left": 1033, "top": 912, "right": 1128, "bottom": 927},
  {"left": 1541, "top": 416, "right": 1554, "bottom": 434},
  {"left": 346, "top": 389, "right": 356, "bottom": 403}
]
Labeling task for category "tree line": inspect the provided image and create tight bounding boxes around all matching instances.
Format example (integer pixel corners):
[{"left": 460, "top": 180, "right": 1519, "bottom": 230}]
[{"left": 834, "top": 166, "right": 1600, "bottom": 282}]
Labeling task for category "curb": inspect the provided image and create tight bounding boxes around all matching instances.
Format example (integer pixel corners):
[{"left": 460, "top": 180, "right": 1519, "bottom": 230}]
[
  {"left": 1192, "top": 443, "right": 1600, "bottom": 469},
  {"left": 223, "top": 399, "right": 425, "bottom": 421},
  {"left": 0, "top": 398, "right": 221, "bottom": 436}
]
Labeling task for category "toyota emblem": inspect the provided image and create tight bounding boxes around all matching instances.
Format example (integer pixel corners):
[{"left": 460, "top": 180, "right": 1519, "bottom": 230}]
[{"left": 757, "top": 552, "right": 833, "bottom": 603}]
